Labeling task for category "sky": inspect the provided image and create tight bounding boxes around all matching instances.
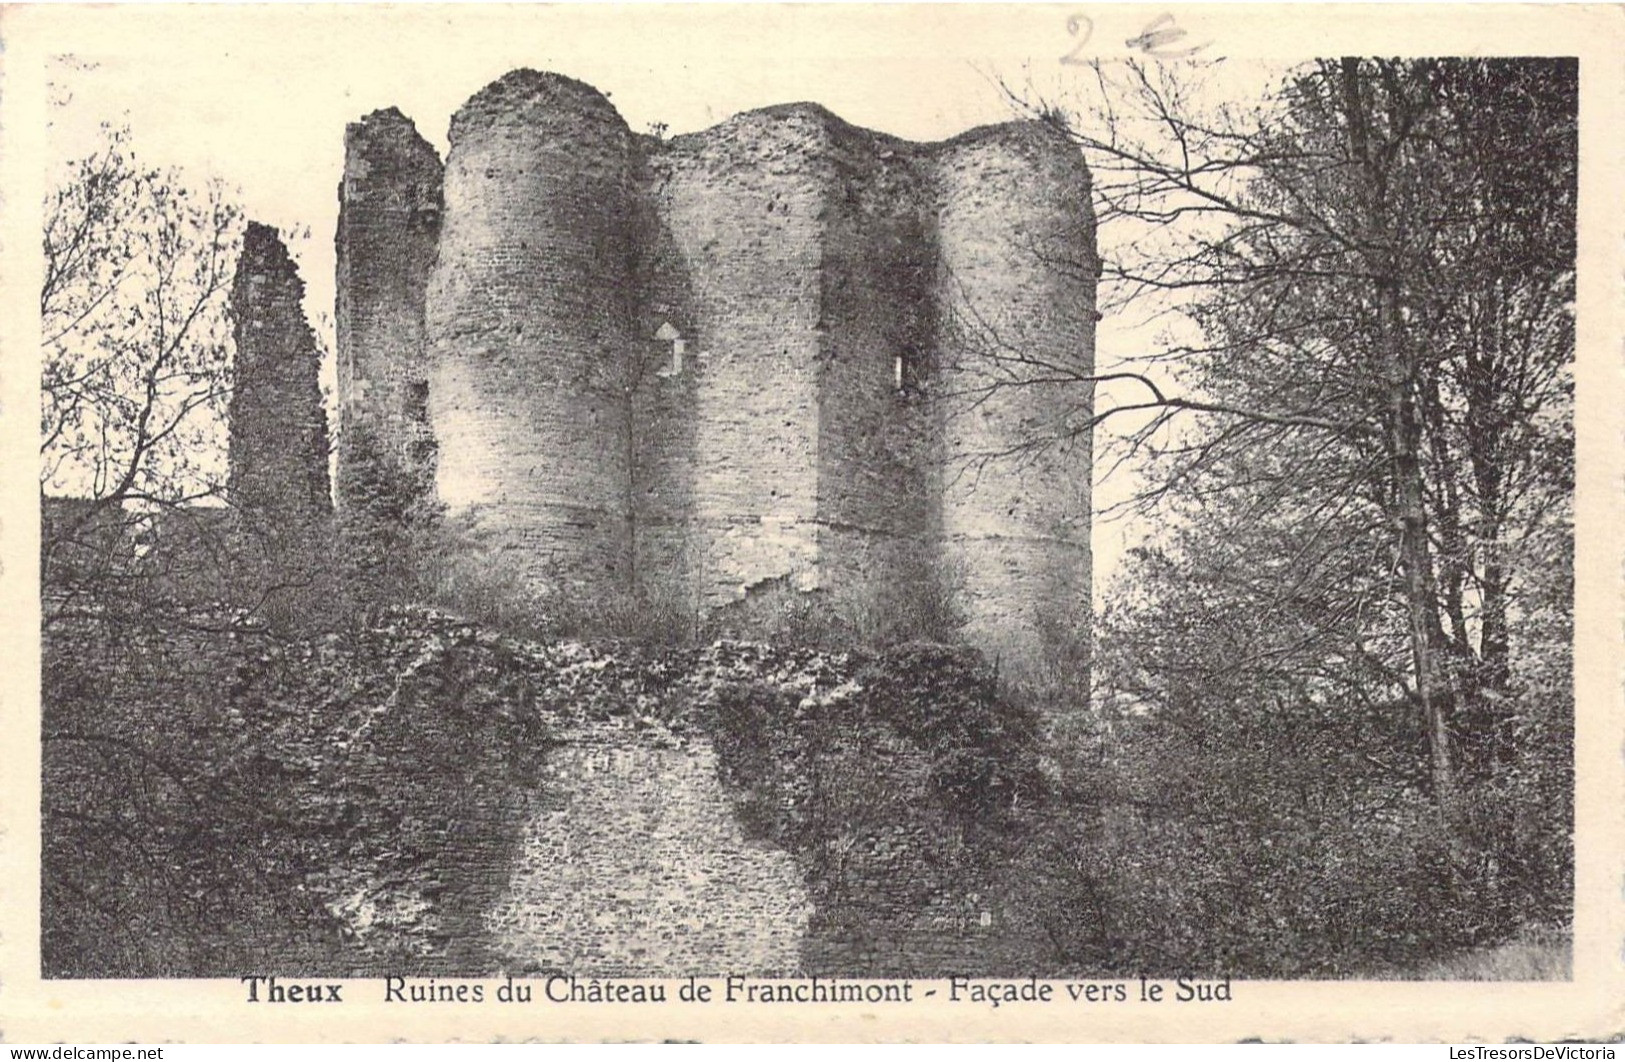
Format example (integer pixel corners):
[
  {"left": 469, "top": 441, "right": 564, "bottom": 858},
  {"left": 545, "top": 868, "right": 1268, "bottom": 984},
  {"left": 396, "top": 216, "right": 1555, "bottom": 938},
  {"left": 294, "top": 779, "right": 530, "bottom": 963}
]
[{"left": 43, "top": 5, "right": 1159, "bottom": 315}]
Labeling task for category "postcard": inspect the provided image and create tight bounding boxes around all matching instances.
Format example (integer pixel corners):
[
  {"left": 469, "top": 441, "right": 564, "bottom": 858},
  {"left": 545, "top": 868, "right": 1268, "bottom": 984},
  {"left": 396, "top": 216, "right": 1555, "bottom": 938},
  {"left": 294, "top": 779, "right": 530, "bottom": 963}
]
[{"left": 1, "top": 2, "right": 1620, "bottom": 1044}]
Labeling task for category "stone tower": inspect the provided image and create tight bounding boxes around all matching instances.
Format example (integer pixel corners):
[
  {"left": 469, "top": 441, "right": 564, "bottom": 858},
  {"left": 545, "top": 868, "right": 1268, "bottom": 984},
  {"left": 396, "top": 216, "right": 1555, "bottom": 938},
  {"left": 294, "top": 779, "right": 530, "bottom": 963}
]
[
  {"left": 335, "top": 69, "right": 1097, "bottom": 678},
  {"left": 934, "top": 124, "right": 1096, "bottom": 673},
  {"left": 424, "top": 71, "right": 638, "bottom": 598}
]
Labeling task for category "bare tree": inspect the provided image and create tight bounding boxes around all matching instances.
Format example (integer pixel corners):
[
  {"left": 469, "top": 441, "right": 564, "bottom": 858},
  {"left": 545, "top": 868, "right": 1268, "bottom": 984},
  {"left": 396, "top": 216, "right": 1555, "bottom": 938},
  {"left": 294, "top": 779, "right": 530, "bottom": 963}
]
[
  {"left": 41, "top": 123, "right": 242, "bottom": 620},
  {"left": 989, "top": 57, "right": 1575, "bottom": 808}
]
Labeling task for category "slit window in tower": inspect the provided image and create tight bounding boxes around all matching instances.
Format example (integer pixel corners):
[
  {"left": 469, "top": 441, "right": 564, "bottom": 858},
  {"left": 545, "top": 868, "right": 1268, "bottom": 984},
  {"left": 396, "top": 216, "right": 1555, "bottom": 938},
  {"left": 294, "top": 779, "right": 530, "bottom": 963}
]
[
  {"left": 656, "top": 321, "right": 685, "bottom": 378},
  {"left": 405, "top": 379, "right": 430, "bottom": 421},
  {"left": 896, "top": 347, "right": 923, "bottom": 394}
]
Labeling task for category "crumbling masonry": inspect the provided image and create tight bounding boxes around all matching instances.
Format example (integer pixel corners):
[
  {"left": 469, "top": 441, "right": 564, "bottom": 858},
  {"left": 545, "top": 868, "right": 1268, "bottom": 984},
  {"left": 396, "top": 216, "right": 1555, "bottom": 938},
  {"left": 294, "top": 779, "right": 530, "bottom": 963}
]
[
  {"left": 231, "top": 221, "right": 333, "bottom": 530},
  {"left": 329, "top": 69, "right": 1096, "bottom": 672}
]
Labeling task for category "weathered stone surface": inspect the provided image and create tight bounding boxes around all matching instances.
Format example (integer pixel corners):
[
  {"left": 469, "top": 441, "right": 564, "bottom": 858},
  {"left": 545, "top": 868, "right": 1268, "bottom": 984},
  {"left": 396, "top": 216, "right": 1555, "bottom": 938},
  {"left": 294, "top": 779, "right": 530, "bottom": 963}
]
[
  {"left": 346, "top": 68, "right": 1097, "bottom": 679},
  {"left": 934, "top": 123, "right": 1096, "bottom": 674},
  {"left": 809, "top": 114, "right": 940, "bottom": 619},
  {"left": 640, "top": 107, "right": 833, "bottom": 607},
  {"left": 335, "top": 107, "right": 443, "bottom": 595},
  {"left": 230, "top": 221, "right": 332, "bottom": 529},
  {"left": 487, "top": 724, "right": 811, "bottom": 976},
  {"left": 425, "top": 71, "right": 637, "bottom": 599}
]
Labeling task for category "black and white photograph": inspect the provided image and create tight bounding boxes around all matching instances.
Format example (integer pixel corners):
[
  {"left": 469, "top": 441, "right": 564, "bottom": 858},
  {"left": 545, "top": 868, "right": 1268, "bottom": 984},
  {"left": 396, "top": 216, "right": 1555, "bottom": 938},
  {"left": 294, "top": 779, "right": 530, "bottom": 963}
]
[{"left": 4, "top": 2, "right": 1619, "bottom": 1044}]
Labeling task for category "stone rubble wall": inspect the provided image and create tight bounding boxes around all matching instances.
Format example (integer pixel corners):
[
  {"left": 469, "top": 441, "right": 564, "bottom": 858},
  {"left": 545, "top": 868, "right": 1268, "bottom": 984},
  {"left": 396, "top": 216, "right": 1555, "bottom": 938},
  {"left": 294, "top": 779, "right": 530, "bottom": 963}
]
[
  {"left": 486, "top": 721, "right": 811, "bottom": 977},
  {"left": 467, "top": 629, "right": 1048, "bottom": 977},
  {"left": 47, "top": 595, "right": 1053, "bottom": 976}
]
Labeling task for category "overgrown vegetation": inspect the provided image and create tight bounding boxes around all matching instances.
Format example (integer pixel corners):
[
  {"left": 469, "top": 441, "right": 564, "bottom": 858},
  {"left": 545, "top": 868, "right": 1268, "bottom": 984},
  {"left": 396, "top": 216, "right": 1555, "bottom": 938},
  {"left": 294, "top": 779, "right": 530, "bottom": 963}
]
[
  {"left": 42, "top": 593, "right": 1047, "bottom": 978},
  {"left": 41, "top": 602, "right": 552, "bottom": 977},
  {"left": 701, "top": 650, "right": 1054, "bottom": 976},
  {"left": 994, "top": 55, "right": 1576, "bottom": 977}
]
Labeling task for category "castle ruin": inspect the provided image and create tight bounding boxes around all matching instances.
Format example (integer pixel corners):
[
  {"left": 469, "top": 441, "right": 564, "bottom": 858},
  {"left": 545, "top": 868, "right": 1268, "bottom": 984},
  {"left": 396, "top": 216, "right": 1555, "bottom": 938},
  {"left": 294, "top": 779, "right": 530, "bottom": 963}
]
[
  {"left": 45, "top": 68, "right": 1105, "bottom": 978},
  {"left": 334, "top": 69, "right": 1097, "bottom": 672},
  {"left": 232, "top": 221, "right": 333, "bottom": 533}
]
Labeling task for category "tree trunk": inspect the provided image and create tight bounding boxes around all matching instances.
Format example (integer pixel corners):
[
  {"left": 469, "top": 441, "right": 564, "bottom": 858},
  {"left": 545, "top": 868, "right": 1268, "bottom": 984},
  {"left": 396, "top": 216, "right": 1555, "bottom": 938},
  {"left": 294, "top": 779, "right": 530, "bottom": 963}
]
[
  {"left": 1339, "top": 57, "right": 1458, "bottom": 807},
  {"left": 1393, "top": 367, "right": 1458, "bottom": 805}
]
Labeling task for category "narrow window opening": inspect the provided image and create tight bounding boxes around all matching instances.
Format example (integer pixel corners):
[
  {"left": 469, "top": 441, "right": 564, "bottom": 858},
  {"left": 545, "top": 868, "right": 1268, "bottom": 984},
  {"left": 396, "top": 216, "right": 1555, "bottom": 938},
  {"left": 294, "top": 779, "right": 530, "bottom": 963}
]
[
  {"left": 895, "top": 347, "right": 925, "bottom": 395},
  {"left": 405, "top": 379, "right": 430, "bottom": 421},
  {"left": 655, "top": 321, "right": 685, "bottom": 378}
]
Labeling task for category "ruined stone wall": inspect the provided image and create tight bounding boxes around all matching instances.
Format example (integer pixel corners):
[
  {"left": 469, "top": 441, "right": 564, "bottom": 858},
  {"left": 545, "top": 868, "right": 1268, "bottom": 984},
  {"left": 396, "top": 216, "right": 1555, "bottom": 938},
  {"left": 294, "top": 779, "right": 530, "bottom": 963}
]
[
  {"left": 812, "top": 119, "right": 941, "bottom": 621},
  {"left": 334, "top": 108, "right": 443, "bottom": 589},
  {"left": 487, "top": 722, "right": 811, "bottom": 976},
  {"left": 229, "top": 222, "right": 332, "bottom": 531},
  {"left": 637, "top": 108, "right": 832, "bottom": 608},
  {"left": 933, "top": 125, "right": 1096, "bottom": 674},
  {"left": 424, "top": 71, "right": 636, "bottom": 597},
  {"left": 342, "top": 70, "right": 1094, "bottom": 673}
]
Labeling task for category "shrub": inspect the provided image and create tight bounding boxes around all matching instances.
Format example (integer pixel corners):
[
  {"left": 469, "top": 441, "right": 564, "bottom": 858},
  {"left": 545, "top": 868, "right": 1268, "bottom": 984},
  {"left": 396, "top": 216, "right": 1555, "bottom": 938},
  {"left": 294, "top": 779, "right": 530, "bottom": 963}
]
[
  {"left": 1009, "top": 673, "right": 1575, "bottom": 979},
  {"left": 42, "top": 603, "right": 552, "bottom": 977}
]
